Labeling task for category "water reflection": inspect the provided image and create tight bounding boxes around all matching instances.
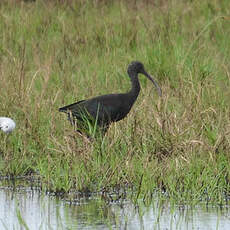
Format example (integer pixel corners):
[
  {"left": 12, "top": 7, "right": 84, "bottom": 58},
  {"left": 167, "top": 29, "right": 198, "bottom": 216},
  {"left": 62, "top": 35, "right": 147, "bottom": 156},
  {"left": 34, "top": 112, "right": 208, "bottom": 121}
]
[{"left": 0, "top": 187, "right": 229, "bottom": 230}]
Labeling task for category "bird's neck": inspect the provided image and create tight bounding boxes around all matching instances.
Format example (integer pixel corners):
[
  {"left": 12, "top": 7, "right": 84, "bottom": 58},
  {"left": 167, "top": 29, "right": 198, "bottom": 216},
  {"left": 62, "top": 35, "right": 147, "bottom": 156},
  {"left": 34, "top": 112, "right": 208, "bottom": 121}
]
[{"left": 128, "top": 73, "right": 140, "bottom": 104}]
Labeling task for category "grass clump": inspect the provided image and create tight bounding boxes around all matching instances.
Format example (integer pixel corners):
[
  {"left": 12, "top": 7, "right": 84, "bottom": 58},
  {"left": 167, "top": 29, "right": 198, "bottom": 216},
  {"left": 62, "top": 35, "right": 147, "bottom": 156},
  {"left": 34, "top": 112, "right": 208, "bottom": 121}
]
[{"left": 0, "top": 0, "right": 230, "bottom": 203}]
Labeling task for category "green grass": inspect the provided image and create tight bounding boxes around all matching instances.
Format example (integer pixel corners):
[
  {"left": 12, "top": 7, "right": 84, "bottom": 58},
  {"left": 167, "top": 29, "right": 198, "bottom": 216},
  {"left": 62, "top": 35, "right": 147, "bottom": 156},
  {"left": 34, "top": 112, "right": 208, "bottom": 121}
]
[{"left": 0, "top": 0, "right": 230, "bottom": 204}]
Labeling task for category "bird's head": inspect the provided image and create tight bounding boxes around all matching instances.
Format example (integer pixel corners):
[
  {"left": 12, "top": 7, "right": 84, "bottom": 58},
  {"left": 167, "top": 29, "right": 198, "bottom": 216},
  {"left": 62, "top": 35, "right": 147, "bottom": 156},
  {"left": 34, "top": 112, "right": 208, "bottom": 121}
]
[
  {"left": 0, "top": 117, "right": 16, "bottom": 133},
  {"left": 127, "top": 61, "right": 145, "bottom": 75},
  {"left": 127, "top": 61, "right": 162, "bottom": 96}
]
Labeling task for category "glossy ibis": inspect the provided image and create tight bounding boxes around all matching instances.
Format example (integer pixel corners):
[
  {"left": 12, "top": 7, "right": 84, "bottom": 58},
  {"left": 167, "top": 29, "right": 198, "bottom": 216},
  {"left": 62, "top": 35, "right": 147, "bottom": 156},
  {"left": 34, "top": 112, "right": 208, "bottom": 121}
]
[
  {"left": 59, "top": 61, "right": 162, "bottom": 136},
  {"left": 0, "top": 117, "right": 16, "bottom": 133}
]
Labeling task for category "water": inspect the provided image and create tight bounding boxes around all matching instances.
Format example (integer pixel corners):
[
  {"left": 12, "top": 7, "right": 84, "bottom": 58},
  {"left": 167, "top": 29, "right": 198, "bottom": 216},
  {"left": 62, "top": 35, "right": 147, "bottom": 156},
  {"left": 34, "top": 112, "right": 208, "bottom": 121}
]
[{"left": 0, "top": 187, "right": 229, "bottom": 230}]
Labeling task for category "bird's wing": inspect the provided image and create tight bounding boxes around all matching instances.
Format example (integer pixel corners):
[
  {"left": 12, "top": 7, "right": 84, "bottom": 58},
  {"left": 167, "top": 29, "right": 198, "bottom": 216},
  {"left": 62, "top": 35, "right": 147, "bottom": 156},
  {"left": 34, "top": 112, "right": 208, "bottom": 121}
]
[
  {"left": 59, "top": 94, "right": 127, "bottom": 124},
  {"left": 82, "top": 94, "right": 127, "bottom": 123},
  {"left": 59, "top": 100, "right": 86, "bottom": 112}
]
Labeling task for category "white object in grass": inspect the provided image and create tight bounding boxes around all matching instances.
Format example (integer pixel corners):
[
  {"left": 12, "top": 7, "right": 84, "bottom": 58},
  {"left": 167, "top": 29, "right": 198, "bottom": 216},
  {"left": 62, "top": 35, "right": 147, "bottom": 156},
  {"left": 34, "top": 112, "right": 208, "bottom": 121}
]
[{"left": 0, "top": 117, "right": 16, "bottom": 133}]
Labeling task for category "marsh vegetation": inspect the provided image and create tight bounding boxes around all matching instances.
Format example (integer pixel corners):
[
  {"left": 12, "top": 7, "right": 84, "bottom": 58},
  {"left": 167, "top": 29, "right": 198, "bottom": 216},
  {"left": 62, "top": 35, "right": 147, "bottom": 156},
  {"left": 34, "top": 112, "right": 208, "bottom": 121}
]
[{"left": 0, "top": 0, "right": 230, "bottom": 204}]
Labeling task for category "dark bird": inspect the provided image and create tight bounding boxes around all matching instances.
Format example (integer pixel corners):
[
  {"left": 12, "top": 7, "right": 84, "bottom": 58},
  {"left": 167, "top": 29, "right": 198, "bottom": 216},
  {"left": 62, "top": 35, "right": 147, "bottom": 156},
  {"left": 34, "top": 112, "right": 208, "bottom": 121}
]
[{"left": 59, "top": 61, "right": 162, "bottom": 136}]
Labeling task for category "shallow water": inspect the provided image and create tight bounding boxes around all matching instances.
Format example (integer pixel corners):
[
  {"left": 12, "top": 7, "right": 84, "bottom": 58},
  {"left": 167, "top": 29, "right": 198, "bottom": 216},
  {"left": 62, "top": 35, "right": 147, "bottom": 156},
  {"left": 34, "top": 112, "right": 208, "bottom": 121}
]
[{"left": 0, "top": 187, "right": 229, "bottom": 230}]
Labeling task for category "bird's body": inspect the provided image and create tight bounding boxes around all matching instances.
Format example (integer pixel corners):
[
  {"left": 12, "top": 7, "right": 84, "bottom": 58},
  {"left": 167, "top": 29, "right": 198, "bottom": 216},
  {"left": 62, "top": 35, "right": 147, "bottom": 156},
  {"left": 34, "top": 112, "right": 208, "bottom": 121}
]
[
  {"left": 59, "top": 61, "right": 162, "bottom": 136},
  {"left": 60, "top": 93, "right": 137, "bottom": 125},
  {"left": 0, "top": 117, "right": 16, "bottom": 133}
]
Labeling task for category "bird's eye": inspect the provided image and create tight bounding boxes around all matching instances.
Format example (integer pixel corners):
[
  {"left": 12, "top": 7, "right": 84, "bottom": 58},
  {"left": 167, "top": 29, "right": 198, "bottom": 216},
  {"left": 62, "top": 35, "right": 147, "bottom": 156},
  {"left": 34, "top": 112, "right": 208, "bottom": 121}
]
[{"left": 6, "top": 126, "right": 8, "bottom": 128}]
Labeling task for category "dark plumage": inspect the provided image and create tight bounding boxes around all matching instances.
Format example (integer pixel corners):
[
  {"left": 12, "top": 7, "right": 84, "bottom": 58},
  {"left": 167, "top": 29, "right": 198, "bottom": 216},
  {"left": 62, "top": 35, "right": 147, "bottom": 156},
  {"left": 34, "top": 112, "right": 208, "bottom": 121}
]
[{"left": 59, "top": 61, "right": 162, "bottom": 136}]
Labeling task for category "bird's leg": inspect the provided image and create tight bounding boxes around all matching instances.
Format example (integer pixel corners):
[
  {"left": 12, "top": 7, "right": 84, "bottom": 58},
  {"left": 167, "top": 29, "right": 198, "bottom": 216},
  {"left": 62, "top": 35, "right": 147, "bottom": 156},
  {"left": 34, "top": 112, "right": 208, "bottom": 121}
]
[
  {"left": 67, "top": 111, "right": 75, "bottom": 126},
  {"left": 73, "top": 120, "right": 94, "bottom": 141},
  {"left": 66, "top": 111, "right": 90, "bottom": 140},
  {"left": 68, "top": 111, "right": 84, "bottom": 135},
  {"left": 76, "top": 129, "right": 92, "bottom": 142}
]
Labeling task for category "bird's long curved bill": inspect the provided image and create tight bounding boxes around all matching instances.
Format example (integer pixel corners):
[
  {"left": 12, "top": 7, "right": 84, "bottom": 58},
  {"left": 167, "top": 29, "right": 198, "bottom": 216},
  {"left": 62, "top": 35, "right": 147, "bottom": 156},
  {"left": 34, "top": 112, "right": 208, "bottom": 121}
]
[{"left": 144, "top": 71, "right": 162, "bottom": 96}]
